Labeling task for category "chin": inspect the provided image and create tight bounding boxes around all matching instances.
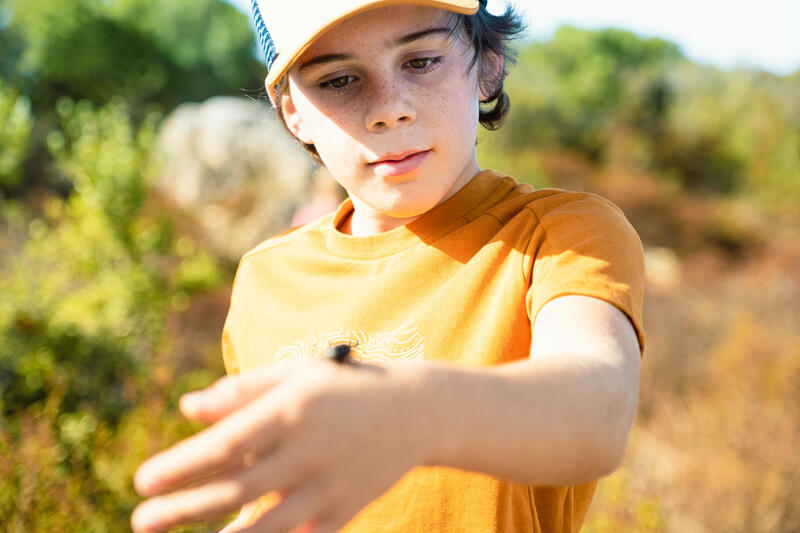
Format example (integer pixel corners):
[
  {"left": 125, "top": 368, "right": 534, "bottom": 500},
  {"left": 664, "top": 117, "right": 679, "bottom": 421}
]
[{"left": 377, "top": 197, "right": 439, "bottom": 220}]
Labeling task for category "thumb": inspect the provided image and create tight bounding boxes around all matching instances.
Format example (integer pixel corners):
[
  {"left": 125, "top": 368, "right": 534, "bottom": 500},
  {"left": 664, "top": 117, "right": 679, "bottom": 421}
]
[{"left": 180, "top": 362, "right": 298, "bottom": 423}]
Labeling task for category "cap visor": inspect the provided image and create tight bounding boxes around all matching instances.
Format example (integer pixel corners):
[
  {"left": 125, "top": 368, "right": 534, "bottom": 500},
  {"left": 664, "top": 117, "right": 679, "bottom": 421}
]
[{"left": 265, "top": 0, "right": 479, "bottom": 86}]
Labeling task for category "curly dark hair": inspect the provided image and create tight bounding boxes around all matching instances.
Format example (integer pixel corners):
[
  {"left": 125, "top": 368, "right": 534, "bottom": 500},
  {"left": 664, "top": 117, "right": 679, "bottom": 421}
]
[
  {"left": 271, "top": 2, "right": 526, "bottom": 162},
  {"left": 455, "top": 2, "right": 527, "bottom": 129}
]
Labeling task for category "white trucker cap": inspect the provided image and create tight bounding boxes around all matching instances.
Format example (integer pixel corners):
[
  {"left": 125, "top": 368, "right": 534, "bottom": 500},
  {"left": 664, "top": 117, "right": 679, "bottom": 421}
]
[{"left": 250, "top": 0, "right": 481, "bottom": 87}]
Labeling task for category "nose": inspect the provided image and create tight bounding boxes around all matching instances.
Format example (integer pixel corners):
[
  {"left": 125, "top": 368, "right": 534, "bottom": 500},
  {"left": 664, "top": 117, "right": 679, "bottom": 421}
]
[{"left": 364, "top": 79, "right": 416, "bottom": 132}]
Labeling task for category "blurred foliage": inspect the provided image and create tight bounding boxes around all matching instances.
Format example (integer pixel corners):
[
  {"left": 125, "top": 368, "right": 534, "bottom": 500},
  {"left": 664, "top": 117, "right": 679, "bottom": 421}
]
[
  {"left": 584, "top": 258, "right": 800, "bottom": 532},
  {"left": 0, "top": 77, "right": 31, "bottom": 190},
  {"left": 480, "top": 25, "right": 800, "bottom": 204},
  {"left": 1, "top": 0, "right": 799, "bottom": 529},
  {"left": 1, "top": 0, "right": 261, "bottom": 111},
  {"left": 0, "top": 99, "right": 226, "bottom": 531},
  {"left": 0, "top": 0, "right": 263, "bottom": 197},
  {"left": 583, "top": 468, "right": 663, "bottom": 533},
  {"left": 1, "top": 99, "right": 164, "bottom": 422},
  {"left": 503, "top": 26, "right": 683, "bottom": 158}
]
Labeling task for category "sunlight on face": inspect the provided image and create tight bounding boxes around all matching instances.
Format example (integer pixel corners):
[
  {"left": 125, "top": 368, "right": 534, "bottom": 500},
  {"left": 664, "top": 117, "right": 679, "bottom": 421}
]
[{"left": 282, "top": 6, "right": 485, "bottom": 234}]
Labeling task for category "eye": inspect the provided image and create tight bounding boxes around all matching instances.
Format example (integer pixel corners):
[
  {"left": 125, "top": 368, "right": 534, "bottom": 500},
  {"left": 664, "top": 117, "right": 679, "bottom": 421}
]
[
  {"left": 405, "top": 56, "right": 443, "bottom": 72},
  {"left": 319, "top": 75, "right": 357, "bottom": 91}
]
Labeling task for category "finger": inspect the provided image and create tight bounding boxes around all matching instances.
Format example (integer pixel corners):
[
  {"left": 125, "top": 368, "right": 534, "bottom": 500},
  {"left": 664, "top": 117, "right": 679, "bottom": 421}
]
[
  {"left": 218, "top": 516, "right": 248, "bottom": 533},
  {"left": 302, "top": 501, "right": 367, "bottom": 533},
  {"left": 132, "top": 447, "right": 310, "bottom": 533},
  {"left": 132, "top": 478, "right": 243, "bottom": 533},
  {"left": 181, "top": 363, "right": 300, "bottom": 423},
  {"left": 135, "top": 390, "right": 287, "bottom": 496},
  {"left": 233, "top": 481, "right": 332, "bottom": 533},
  {"left": 218, "top": 501, "right": 260, "bottom": 533}
]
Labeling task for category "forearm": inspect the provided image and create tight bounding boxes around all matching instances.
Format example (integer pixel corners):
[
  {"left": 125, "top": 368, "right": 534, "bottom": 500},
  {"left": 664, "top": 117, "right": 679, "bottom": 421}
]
[{"left": 410, "top": 353, "right": 639, "bottom": 486}]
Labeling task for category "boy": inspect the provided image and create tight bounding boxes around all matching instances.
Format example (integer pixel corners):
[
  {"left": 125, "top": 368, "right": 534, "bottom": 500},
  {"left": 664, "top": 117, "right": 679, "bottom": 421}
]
[{"left": 132, "top": 1, "right": 645, "bottom": 532}]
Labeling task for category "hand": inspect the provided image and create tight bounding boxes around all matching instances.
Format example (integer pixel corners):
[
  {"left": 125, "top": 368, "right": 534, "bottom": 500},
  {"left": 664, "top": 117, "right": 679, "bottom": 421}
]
[{"left": 130, "top": 359, "right": 433, "bottom": 533}]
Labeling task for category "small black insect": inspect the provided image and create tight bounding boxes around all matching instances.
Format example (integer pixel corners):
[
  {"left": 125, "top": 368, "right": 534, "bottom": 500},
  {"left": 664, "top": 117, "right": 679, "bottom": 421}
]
[{"left": 324, "top": 342, "right": 356, "bottom": 364}]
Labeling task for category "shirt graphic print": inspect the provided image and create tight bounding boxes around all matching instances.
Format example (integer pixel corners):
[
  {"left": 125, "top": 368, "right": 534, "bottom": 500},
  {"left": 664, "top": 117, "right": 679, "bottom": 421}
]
[{"left": 273, "top": 323, "right": 425, "bottom": 363}]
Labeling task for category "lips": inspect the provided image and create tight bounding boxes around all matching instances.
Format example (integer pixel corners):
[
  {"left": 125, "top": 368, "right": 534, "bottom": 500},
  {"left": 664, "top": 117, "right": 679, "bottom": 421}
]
[
  {"left": 372, "top": 150, "right": 424, "bottom": 163},
  {"left": 369, "top": 150, "right": 430, "bottom": 177}
]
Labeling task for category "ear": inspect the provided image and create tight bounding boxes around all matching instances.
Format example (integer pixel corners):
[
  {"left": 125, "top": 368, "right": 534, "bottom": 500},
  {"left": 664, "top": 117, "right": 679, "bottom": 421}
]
[
  {"left": 478, "top": 49, "right": 504, "bottom": 102},
  {"left": 274, "top": 81, "right": 314, "bottom": 145}
]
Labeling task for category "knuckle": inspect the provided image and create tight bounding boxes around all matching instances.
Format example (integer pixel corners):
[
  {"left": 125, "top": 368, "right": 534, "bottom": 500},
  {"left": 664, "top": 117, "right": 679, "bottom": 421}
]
[
  {"left": 295, "top": 386, "right": 332, "bottom": 421},
  {"left": 297, "top": 449, "right": 325, "bottom": 478},
  {"left": 294, "top": 387, "right": 319, "bottom": 415},
  {"left": 217, "top": 478, "right": 247, "bottom": 507},
  {"left": 273, "top": 397, "right": 296, "bottom": 430},
  {"left": 217, "top": 434, "right": 247, "bottom": 463},
  {"left": 280, "top": 391, "right": 318, "bottom": 434}
]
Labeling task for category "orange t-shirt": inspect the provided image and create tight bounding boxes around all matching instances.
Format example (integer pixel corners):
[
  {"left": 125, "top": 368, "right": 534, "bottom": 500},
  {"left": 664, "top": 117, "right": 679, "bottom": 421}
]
[{"left": 222, "top": 169, "right": 645, "bottom": 532}]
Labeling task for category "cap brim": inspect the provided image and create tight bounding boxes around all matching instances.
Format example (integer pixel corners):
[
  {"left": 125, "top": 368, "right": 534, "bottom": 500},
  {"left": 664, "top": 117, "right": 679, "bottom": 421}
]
[{"left": 265, "top": 0, "right": 479, "bottom": 87}]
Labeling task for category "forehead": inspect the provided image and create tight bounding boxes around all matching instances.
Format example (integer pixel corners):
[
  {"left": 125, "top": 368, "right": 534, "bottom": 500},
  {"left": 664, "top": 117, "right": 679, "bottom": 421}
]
[{"left": 298, "top": 6, "right": 457, "bottom": 60}]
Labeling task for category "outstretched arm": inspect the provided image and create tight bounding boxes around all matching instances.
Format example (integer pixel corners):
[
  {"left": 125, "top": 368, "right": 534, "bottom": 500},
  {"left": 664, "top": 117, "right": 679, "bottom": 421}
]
[
  {"left": 131, "top": 294, "right": 640, "bottom": 533},
  {"left": 423, "top": 294, "right": 641, "bottom": 485}
]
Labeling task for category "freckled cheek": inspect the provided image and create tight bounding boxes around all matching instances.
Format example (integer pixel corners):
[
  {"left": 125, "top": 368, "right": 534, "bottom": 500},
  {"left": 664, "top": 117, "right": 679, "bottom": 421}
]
[
  {"left": 310, "top": 118, "right": 363, "bottom": 176},
  {"left": 304, "top": 104, "right": 352, "bottom": 146},
  {"left": 436, "top": 86, "right": 479, "bottom": 145}
]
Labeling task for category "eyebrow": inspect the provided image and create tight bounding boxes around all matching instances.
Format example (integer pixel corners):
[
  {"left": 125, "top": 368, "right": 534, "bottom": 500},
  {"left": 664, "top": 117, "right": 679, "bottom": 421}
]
[
  {"left": 297, "top": 26, "right": 453, "bottom": 73},
  {"left": 388, "top": 26, "right": 453, "bottom": 48},
  {"left": 298, "top": 53, "right": 355, "bottom": 73}
]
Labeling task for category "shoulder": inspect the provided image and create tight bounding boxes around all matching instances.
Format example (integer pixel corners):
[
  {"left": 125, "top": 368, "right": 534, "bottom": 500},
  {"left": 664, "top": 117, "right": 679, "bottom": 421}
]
[
  {"left": 477, "top": 173, "right": 640, "bottom": 244},
  {"left": 523, "top": 189, "right": 641, "bottom": 252},
  {"left": 516, "top": 185, "right": 644, "bottom": 267},
  {"left": 478, "top": 171, "right": 632, "bottom": 233},
  {"left": 525, "top": 190, "right": 631, "bottom": 229},
  {"left": 506, "top": 182, "right": 646, "bottom": 353},
  {"left": 239, "top": 212, "right": 334, "bottom": 263}
]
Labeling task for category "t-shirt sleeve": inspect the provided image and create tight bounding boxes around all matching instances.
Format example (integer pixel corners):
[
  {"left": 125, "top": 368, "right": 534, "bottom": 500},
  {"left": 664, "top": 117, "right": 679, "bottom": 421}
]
[
  {"left": 220, "top": 262, "right": 246, "bottom": 376},
  {"left": 221, "top": 319, "right": 240, "bottom": 375},
  {"left": 523, "top": 193, "right": 646, "bottom": 354}
]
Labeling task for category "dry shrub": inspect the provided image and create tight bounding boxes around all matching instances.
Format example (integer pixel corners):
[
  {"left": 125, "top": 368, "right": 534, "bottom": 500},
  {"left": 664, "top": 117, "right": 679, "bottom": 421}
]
[{"left": 587, "top": 229, "right": 800, "bottom": 532}]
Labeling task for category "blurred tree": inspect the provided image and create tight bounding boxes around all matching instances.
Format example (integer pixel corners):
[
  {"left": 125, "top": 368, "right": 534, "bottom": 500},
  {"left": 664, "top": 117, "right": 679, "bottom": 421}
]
[
  {"left": 1, "top": 99, "right": 166, "bottom": 423},
  {"left": 0, "top": 0, "right": 25, "bottom": 83},
  {"left": 108, "top": 0, "right": 261, "bottom": 100},
  {"left": 492, "top": 25, "right": 800, "bottom": 199},
  {"left": 0, "top": 97, "right": 228, "bottom": 533},
  {"left": 502, "top": 25, "right": 683, "bottom": 160},
  {"left": 0, "top": 76, "right": 32, "bottom": 191},
  {"left": 4, "top": 0, "right": 261, "bottom": 112},
  {"left": 1, "top": 0, "right": 263, "bottom": 197},
  {"left": 656, "top": 64, "right": 800, "bottom": 198}
]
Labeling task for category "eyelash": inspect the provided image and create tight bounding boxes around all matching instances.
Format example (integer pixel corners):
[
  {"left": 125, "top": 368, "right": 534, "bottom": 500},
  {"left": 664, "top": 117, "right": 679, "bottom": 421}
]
[
  {"left": 318, "top": 56, "right": 444, "bottom": 93},
  {"left": 406, "top": 56, "right": 443, "bottom": 72},
  {"left": 319, "top": 75, "right": 357, "bottom": 92}
]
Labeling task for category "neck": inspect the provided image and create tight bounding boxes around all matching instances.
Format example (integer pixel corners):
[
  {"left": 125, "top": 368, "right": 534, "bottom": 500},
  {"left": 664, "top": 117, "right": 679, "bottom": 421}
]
[
  {"left": 342, "top": 158, "right": 482, "bottom": 237},
  {"left": 346, "top": 209, "right": 417, "bottom": 236}
]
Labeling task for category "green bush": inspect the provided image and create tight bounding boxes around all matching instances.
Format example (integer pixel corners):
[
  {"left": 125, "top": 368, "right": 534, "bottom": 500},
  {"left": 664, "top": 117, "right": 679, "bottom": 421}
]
[
  {"left": 0, "top": 97, "right": 228, "bottom": 531},
  {"left": 501, "top": 26, "right": 682, "bottom": 160},
  {"left": 3, "top": 0, "right": 261, "bottom": 111},
  {"left": 491, "top": 26, "right": 800, "bottom": 201},
  {"left": 0, "top": 76, "right": 32, "bottom": 191},
  {"left": 1, "top": 99, "right": 166, "bottom": 422},
  {"left": 1, "top": 0, "right": 263, "bottom": 198}
]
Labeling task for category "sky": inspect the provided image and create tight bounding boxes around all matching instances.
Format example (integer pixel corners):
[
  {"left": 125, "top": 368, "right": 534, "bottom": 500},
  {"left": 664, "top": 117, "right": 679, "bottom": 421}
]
[
  {"left": 227, "top": 0, "right": 800, "bottom": 75},
  {"left": 509, "top": 0, "right": 800, "bottom": 75}
]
